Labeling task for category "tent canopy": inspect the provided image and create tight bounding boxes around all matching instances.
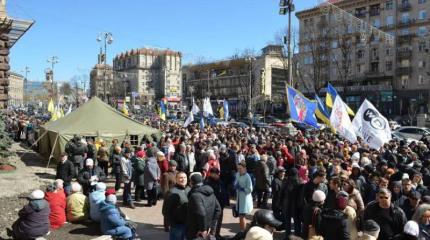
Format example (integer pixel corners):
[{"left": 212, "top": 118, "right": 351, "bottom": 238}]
[{"left": 39, "top": 97, "right": 160, "bottom": 162}]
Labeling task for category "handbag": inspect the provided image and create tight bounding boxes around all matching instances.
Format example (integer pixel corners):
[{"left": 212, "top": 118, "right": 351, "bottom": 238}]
[{"left": 308, "top": 208, "right": 323, "bottom": 240}]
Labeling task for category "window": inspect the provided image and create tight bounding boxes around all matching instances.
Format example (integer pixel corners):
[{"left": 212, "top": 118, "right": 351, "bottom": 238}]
[
  {"left": 401, "top": 28, "right": 410, "bottom": 35},
  {"left": 357, "top": 64, "right": 362, "bottom": 73},
  {"left": 371, "top": 62, "right": 379, "bottom": 72},
  {"left": 372, "top": 48, "right": 378, "bottom": 58},
  {"left": 419, "top": 10, "right": 427, "bottom": 20},
  {"left": 386, "top": 61, "right": 393, "bottom": 71},
  {"left": 401, "top": 13, "right": 410, "bottom": 23},
  {"left": 418, "top": 26, "right": 428, "bottom": 36},
  {"left": 386, "top": 48, "right": 391, "bottom": 56},
  {"left": 419, "top": 60, "right": 426, "bottom": 68},
  {"left": 419, "top": 42, "right": 427, "bottom": 52},
  {"left": 419, "top": 0, "right": 426, "bottom": 4},
  {"left": 386, "top": 16, "right": 394, "bottom": 26},
  {"left": 401, "top": 59, "right": 410, "bottom": 67},
  {"left": 419, "top": 75, "right": 425, "bottom": 85},
  {"left": 401, "top": 75, "right": 409, "bottom": 87},
  {"left": 373, "top": 19, "right": 381, "bottom": 28},
  {"left": 386, "top": 1, "right": 393, "bottom": 10},
  {"left": 331, "top": 41, "right": 338, "bottom": 49},
  {"left": 357, "top": 50, "right": 364, "bottom": 59},
  {"left": 130, "top": 135, "right": 139, "bottom": 145}
]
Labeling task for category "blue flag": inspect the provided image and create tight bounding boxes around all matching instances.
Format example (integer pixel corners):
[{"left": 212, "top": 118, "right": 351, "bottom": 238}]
[
  {"left": 200, "top": 112, "right": 205, "bottom": 129},
  {"left": 287, "top": 86, "right": 319, "bottom": 129},
  {"left": 223, "top": 100, "right": 229, "bottom": 121}
]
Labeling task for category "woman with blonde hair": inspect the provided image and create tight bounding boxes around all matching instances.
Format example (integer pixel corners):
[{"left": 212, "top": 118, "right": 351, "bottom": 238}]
[
  {"left": 412, "top": 203, "right": 430, "bottom": 239},
  {"left": 234, "top": 161, "right": 253, "bottom": 231}
]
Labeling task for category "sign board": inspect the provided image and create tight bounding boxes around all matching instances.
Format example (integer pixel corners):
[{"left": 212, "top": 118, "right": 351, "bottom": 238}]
[
  {"left": 131, "top": 92, "right": 139, "bottom": 98},
  {"left": 125, "top": 96, "right": 130, "bottom": 102}
]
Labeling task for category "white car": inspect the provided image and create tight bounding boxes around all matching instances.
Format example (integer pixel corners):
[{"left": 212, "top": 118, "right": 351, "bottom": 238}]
[
  {"left": 392, "top": 132, "right": 415, "bottom": 144},
  {"left": 394, "top": 126, "right": 430, "bottom": 140},
  {"left": 389, "top": 121, "right": 401, "bottom": 130}
]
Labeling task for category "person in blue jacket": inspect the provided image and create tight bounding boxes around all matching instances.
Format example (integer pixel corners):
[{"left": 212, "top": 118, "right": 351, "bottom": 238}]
[{"left": 99, "top": 194, "right": 133, "bottom": 239}]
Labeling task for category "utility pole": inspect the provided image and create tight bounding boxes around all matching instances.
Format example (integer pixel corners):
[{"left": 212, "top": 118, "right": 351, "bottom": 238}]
[
  {"left": 97, "top": 32, "right": 113, "bottom": 103},
  {"left": 47, "top": 56, "right": 59, "bottom": 101},
  {"left": 279, "top": 0, "right": 295, "bottom": 86}
]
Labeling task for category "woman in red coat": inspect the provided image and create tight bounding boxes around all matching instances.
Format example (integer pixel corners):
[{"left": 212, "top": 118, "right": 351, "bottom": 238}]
[
  {"left": 45, "top": 180, "right": 67, "bottom": 230},
  {"left": 156, "top": 151, "right": 169, "bottom": 174}
]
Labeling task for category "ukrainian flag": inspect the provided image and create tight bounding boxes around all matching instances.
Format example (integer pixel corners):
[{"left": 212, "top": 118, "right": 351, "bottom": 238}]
[
  {"left": 315, "top": 95, "right": 336, "bottom": 133},
  {"left": 159, "top": 98, "right": 167, "bottom": 121},
  {"left": 325, "top": 83, "right": 355, "bottom": 116}
]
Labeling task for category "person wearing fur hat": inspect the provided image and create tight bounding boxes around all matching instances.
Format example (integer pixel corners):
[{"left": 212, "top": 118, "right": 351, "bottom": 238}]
[
  {"left": 392, "top": 220, "right": 420, "bottom": 240},
  {"left": 317, "top": 192, "right": 350, "bottom": 240},
  {"left": 89, "top": 182, "right": 106, "bottom": 222},
  {"left": 77, "top": 158, "right": 106, "bottom": 195},
  {"left": 7, "top": 189, "right": 50, "bottom": 239},
  {"left": 66, "top": 182, "right": 89, "bottom": 222},
  {"left": 45, "top": 180, "right": 67, "bottom": 230},
  {"left": 302, "top": 190, "right": 325, "bottom": 239}
]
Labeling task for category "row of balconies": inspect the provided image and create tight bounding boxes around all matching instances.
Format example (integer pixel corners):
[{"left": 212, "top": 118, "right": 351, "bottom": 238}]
[{"left": 354, "top": 2, "right": 411, "bottom": 18}]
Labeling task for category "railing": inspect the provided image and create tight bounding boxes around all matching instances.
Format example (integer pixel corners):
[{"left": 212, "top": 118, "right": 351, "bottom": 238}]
[
  {"left": 369, "top": 9, "right": 380, "bottom": 16},
  {"left": 355, "top": 12, "right": 366, "bottom": 18},
  {"left": 397, "top": 50, "right": 412, "bottom": 59},
  {"left": 399, "top": 2, "right": 412, "bottom": 12},
  {"left": 347, "top": 85, "right": 393, "bottom": 92},
  {"left": 396, "top": 66, "right": 412, "bottom": 75},
  {"left": 398, "top": 19, "right": 415, "bottom": 27}
]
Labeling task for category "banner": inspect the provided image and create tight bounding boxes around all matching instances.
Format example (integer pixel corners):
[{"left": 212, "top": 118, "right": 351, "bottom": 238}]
[
  {"left": 352, "top": 99, "right": 392, "bottom": 150},
  {"left": 286, "top": 86, "right": 319, "bottom": 129},
  {"left": 330, "top": 95, "right": 357, "bottom": 143},
  {"left": 223, "top": 100, "right": 229, "bottom": 121},
  {"left": 203, "top": 97, "right": 213, "bottom": 117},
  {"left": 192, "top": 98, "right": 200, "bottom": 115},
  {"left": 183, "top": 111, "right": 194, "bottom": 128}
]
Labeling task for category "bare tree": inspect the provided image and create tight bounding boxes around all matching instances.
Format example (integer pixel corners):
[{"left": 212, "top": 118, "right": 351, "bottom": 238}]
[{"left": 59, "top": 82, "right": 72, "bottom": 96}]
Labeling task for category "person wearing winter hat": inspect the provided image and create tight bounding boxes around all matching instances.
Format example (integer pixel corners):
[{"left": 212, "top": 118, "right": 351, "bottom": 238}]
[
  {"left": 66, "top": 182, "right": 89, "bottom": 223},
  {"left": 89, "top": 182, "right": 106, "bottom": 222},
  {"left": 358, "top": 220, "right": 380, "bottom": 240},
  {"left": 318, "top": 193, "right": 350, "bottom": 240},
  {"left": 412, "top": 204, "right": 430, "bottom": 240},
  {"left": 99, "top": 194, "right": 133, "bottom": 240},
  {"left": 77, "top": 158, "right": 106, "bottom": 195},
  {"left": 302, "top": 190, "right": 326, "bottom": 239},
  {"left": 7, "top": 189, "right": 50, "bottom": 239},
  {"left": 392, "top": 220, "right": 419, "bottom": 240}
]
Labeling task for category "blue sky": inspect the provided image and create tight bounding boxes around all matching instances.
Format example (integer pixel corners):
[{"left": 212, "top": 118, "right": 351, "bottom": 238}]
[{"left": 8, "top": 0, "right": 319, "bottom": 85}]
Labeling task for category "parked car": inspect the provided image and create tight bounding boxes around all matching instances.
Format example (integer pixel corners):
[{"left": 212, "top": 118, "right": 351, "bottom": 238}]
[
  {"left": 389, "top": 121, "right": 401, "bottom": 130},
  {"left": 228, "top": 121, "right": 249, "bottom": 129},
  {"left": 392, "top": 132, "right": 415, "bottom": 144},
  {"left": 394, "top": 126, "right": 430, "bottom": 140},
  {"left": 262, "top": 116, "right": 289, "bottom": 128}
]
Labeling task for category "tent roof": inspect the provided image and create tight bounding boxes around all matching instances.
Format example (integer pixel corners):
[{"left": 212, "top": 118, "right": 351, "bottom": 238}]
[{"left": 42, "top": 97, "right": 160, "bottom": 136}]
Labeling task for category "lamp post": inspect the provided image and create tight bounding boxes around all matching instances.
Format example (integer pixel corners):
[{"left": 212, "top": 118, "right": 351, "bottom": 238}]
[
  {"left": 21, "top": 66, "right": 30, "bottom": 105},
  {"left": 246, "top": 56, "right": 256, "bottom": 115},
  {"left": 47, "top": 56, "right": 59, "bottom": 101},
  {"left": 97, "top": 32, "right": 113, "bottom": 102},
  {"left": 279, "top": 0, "right": 295, "bottom": 86}
]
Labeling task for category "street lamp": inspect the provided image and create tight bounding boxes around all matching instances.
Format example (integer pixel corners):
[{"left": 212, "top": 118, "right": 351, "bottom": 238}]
[
  {"left": 246, "top": 56, "right": 256, "bottom": 115},
  {"left": 47, "top": 56, "right": 59, "bottom": 101},
  {"left": 97, "top": 32, "right": 113, "bottom": 102},
  {"left": 279, "top": 0, "right": 295, "bottom": 86}
]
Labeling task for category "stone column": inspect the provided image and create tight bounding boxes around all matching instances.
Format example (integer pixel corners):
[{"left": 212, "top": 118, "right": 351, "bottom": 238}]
[{"left": 0, "top": 30, "right": 10, "bottom": 109}]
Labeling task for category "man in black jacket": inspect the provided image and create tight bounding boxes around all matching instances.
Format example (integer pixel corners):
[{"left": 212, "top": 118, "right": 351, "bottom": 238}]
[
  {"left": 77, "top": 159, "right": 106, "bottom": 195},
  {"left": 302, "top": 167, "right": 328, "bottom": 206},
  {"left": 187, "top": 173, "right": 221, "bottom": 240},
  {"left": 55, "top": 152, "right": 74, "bottom": 195},
  {"left": 162, "top": 171, "right": 190, "bottom": 239},
  {"left": 174, "top": 144, "right": 189, "bottom": 174},
  {"left": 364, "top": 188, "right": 407, "bottom": 240},
  {"left": 205, "top": 168, "right": 229, "bottom": 239},
  {"left": 317, "top": 193, "right": 350, "bottom": 240},
  {"left": 65, "top": 135, "right": 88, "bottom": 177}
]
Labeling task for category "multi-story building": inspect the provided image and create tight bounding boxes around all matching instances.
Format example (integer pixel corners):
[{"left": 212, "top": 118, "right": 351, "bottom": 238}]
[
  {"left": 8, "top": 72, "right": 24, "bottom": 107},
  {"left": 90, "top": 52, "right": 114, "bottom": 102},
  {"left": 25, "top": 81, "right": 49, "bottom": 105},
  {"left": 296, "top": 0, "right": 430, "bottom": 117},
  {"left": 182, "top": 45, "right": 288, "bottom": 117},
  {"left": 113, "top": 48, "right": 182, "bottom": 107}
]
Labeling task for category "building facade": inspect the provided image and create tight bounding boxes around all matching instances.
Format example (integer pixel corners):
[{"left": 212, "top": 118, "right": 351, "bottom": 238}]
[
  {"left": 113, "top": 48, "right": 182, "bottom": 107},
  {"left": 89, "top": 63, "right": 114, "bottom": 101},
  {"left": 24, "top": 81, "right": 49, "bottom": 105},
  {"left": 182, "top": 45, "right": 288, "bottom": 117},
  {"left": 8, "top": 71, "right": 24, "bottom": 106},
  {"left": 296, "top": 0, "right": 430, "bottom": 117}
]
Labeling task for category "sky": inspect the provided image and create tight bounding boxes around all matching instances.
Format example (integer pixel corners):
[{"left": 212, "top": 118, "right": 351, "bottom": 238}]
[{"left": 8, "top": 0, "right": 320, "bottom": 85}]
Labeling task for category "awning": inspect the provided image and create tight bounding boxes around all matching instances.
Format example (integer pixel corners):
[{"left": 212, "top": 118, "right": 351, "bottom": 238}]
[
  {"left": 7, "top": 17, "right": 34, "bottom": 48},
  {"left": 167, "top": 96, "right": 181, "bottom": 102}
]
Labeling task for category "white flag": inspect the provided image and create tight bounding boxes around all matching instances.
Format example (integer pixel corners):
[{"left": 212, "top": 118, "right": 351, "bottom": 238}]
[
  {"left": 192, "top": 98, "right": 200, "bottom": 115},
  {"left": 203, "top": 97, "right": 213, "bottom": 117},
  {"left": 330, "top": 95, "right": 357, "bottom": 143},
  {"left": 183, "top": 111, "right": 194, "bottom": 128},
  {"left": 352, "top": 99, "right": 392, "bottom": 150},
  {"left": 66, "top": 104, "right": 72, "bottom": 115}
]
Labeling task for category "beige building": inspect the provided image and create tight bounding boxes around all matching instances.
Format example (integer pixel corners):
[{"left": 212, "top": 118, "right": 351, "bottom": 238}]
[
  {"left": 182, "top": 45, "right": 288, "bottom": 117},
  {"left": 90, "top": 64, "right": 114, "bottom": 101},
  {"left": 296, "top": 0, "right": 430, "bottom": 117},
  {"left": 113, "top": 48, "right": 182, "bottom": 106},
  {"left": 8, "top": 72, "right": 24, "bottom": 106}
]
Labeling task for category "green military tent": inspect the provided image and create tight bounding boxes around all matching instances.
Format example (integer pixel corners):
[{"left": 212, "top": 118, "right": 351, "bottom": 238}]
[{"left": 38, "top": 97, "right": 160, "bottom": 162}]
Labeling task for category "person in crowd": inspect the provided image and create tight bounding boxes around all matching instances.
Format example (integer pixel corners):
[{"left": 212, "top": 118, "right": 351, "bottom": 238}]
[
  {"left": 157, "top": 150, "right": 169, "bottom": 174},
  {"left": 412, "top": 203, "right": 430, "bottom": 240},
  {"left": 161, "top": 160, "right": 178, "bottom": 196},
  {"left": 271, "top": 167, "right": 285, "bottom": 228},
  {"left": 7, "top": 190, "right": 50, "bottom": 240},
  {"left": 66, "top": 182, "right": 89, "bottom": 222},
  {"left": 392, "top": 220, "right": 420, "bottom": 240},
  {"left": 65, "top": 134, "right": 88, "bottom": 177},
  {"left": 77, "top": 158, "right": 106, "bottom": 195},
  {"left": 186, "top": 172, "right": 221, "bottom": 240},
  {"left": 302, "top": 168, "right": 327, "bottom": 206},
  {"left": 186, "top": 144, "right": 196, "bottom": 173},
  {"left": 302, "top": 190, "right": 325, "bottom": 240},
  {"left": 254, "top": 154, "right": 271, "bottom": 209},
  {"left": 99, "top": 194, "right": 134, "bottom": 240},
  {"left": 86, "top": 138, "right": 98, "bottom": 165},
  {"left": 97, "top": 140, "right": 110, "bottom": 177},
  {"left": 342, "top": 178, "right": 365, "bottom": 215},
  {"left": 245, "top": 210, "right": 283, "bottom": 240},
  {"left": 133, "top": 149, "right": 146, "bottom": 202},
  {"left": 162, "top": 171, "right": 190, "bottom": 239},
  {"left": 144, "top": 147, "right": 161, "bottom": 207},
  {"left": 358, "top": 220, "right": 380, "bottom": 240},
  {"left": 89, "top": 182, "right": 106, "bottom": 222},
  {"left": 45, "top": 180, "right": 67, "bottom": 230},
  {"left": 235, "top": 160, "right": 254, "bottom": 231},
  {"left": 403, "top": 178, "right": 414, "bottom": 197},
  {"left": 56, "top": 152, "right": 74, "bottom": 195},
  {"left": 174, "top": 144, "right": 188, "bottom": 174},
  {"left": 391, "top": 181, "right": 407, "bottom": 207},
  {"left": 121, "top": 148, "right": 134, "bottom": 209},
  {"left": 317, "top": 192, "right": 350, "bottom": 240},
  {"left": 401, "top": 191, "right": 421, "bottom": 220},
  {"left": 205, "top": 167, "right": 229, "bottom": 239},
  {"left": 111, "top": 146, "right": 123, "bottom": 191},
  {"left": 364, "top": 188, "right": 407, "bottom": 240},
  {"left": 281, "top": 167, "right": 304, "bottom": 237}
]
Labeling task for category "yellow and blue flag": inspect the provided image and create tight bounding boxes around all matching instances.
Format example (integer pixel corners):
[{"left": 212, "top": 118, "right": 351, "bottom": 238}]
[
  {"left": 326, "top": 83, "right": 355, "bottom": 116},
  {"left": 315, "top": 95, "right": 336, "bottom": 132},
  {"left": 159, "top": 98, "right": 167, "bottom": 121},
  {"left": 287, "top": 86, "right": 319, "bottom": 129}
]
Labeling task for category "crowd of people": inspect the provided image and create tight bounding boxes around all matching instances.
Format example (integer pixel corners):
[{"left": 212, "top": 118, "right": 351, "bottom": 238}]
[{"left": 5, "top": 113, "right": 430, "bottom": 240}]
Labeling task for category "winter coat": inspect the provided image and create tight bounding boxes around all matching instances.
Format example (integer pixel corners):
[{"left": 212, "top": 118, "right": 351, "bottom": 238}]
[
  {"left": 157, "top": 159, "right": 169, "bottom": 174},
  {"left": 120, "top": 156, "right": 133, "bottom": 183},
  {"left": 56, "top": 160, "right": 74, "bottom": 184},
  {"left": 77, "top": 166, "right": 106, "bottom": 194},
  {"left": 66, "top": 192, "right": 89, "bottom": 222},
  {"left": 303, "top": 181, "right": 328, "bottom": 206},
  {"left": 99, "top": 201, "right": 128, "bottom": 236},
  {"left": 186, "top": 184, "right": 221, "bottom": 239},
  {"left": 302, "top": 204, "right": 322, "bottom": 240},
  {"left": 68, "top": 141, "right": 88, "bottom": 164},
  {"left": 317, "top": 208, "right": 350, "bottom": 240},
  {"left": 45, "top": 191, "right": 66, "bottom": 230},
  {"left": 111, "top": 153, "right": 122, "bottom": 174},
  {"left": 205, "top": 177, "right": 229, "bottom": 209},
  {"left": 174, "top": 152, "right": 188, "bottom": 172},
  {"left": 87, "top": 143, "right": 97, "bottom": 162},
  {"left": 254, "top": 160, "right": 270, "bottom": 191},
  {"left": 271, "top": 177, "right": 283, "bottom": 210},
  {"left": 133, "top": 158, "right": 145, "bottom": 187},
  {"left": 363, "top": 201, "right": 407, "bottom": 240},
  {"left": 348, "top": 188, "right": 365, "bottom": 214},
  {"left": 234, "top": 172, "right": 253, "bottom": 214},
  {"left": 89, "top": 189, "right": 106, "bottom": 222},
  {"left": 97, "top": 146, "right": 109, "bottom": 163},
  {"left": 162, "top": 185, "right": 190, "bottom": 225},
  {"left": 144, "top": 157, "right": 161, "bottom": 190},
  {"left": 245, "top": 226, "right": 273, "bottom": 240},
  {"left": 12, "top": 199, "right": 50, "bottom": 240},
  {"left": 281, "top": 174, "right": 304, "bottom": 218},
  {"left": 161, "top": 170, "right": 177, "bottom": 195},
  {"left": 391, "top": 233, "right": 419, "bottom": 240},
  {"left": 344, "top": 206, "right": 358, "bottom": 240},
  {"left": 418, "top": 223, "right": 430, "bottom": 240}
]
